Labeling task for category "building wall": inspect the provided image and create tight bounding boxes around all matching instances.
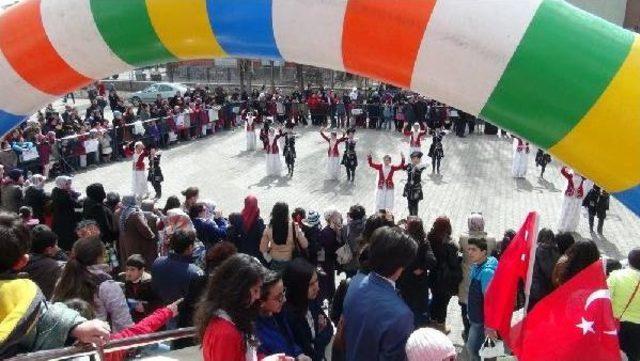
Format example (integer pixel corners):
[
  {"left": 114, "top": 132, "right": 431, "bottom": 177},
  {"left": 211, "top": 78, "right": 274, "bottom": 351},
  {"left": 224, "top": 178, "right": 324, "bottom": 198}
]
[{"left": 567, "top": 0, "right": 628, "bottom": 26}]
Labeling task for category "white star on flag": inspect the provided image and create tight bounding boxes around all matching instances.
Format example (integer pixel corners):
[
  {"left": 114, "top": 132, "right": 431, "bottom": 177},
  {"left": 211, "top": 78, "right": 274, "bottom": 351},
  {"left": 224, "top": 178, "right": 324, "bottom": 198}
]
[{"left": 576, "top": 317, "right": 595, "bottom": 335}]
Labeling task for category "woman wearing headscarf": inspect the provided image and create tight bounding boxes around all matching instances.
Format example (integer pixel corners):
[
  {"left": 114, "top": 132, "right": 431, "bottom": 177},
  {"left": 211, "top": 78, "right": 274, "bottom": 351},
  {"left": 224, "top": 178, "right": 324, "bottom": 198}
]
[
  {"left": 238, "top": 195, "right": 266, "bottom": 261},
  {"left": 51, "top": 176, "right": 81, "bottom": 251},
  {"left": 158, "top": 207, "right": 194, "bottom": 257},
  {"left": 83, "top": 183, "right": 117, "bottom": 244},
  {"left": 24, "top": 174, "right": 49, "bottom": 223},
  {"left": 116, "top": 195, "right": 155, "bottom": 267}
]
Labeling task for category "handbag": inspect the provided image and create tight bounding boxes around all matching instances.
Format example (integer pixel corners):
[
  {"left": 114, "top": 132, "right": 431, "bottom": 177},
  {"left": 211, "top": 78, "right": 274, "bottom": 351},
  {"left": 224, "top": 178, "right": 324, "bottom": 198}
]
[
  {"left": 336, "top": 226, "right": 353, "bottom": 265},
  {"left": 291, "top": 223, "right": 308, "bottom": 259},
  {"left": 617, "top": 277, "right": 640, "bottom": 323},
  {"left": 479, "top": 337, "right": 505, "bottom": 359}
]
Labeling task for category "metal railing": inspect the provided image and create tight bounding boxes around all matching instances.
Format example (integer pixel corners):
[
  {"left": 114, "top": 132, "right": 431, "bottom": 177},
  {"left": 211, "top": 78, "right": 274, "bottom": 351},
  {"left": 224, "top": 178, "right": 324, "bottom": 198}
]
[{"left": 6, "top": 327, "right": 196, "bottom": 361}]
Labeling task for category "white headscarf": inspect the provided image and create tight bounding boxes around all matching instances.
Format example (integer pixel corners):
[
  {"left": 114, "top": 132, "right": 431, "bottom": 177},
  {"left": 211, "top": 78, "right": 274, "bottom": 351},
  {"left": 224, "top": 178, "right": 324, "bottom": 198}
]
[
  {"left": 55, "top": 176, "right": 72, "bottom": 190},
  {"left": 29, "top": 174, "right": 46, "bottom": 189}
]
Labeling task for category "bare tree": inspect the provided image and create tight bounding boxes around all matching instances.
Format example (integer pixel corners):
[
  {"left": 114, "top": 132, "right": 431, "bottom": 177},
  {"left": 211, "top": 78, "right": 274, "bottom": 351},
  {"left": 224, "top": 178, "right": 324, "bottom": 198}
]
[
  {"left": 296, "top": 64, "right": 304, "bottom": 91},
  {"left": 238, "top": 59, "right": 246, "bottom": 93},
  {"left": 269, "top": 60, "right": 276, "bottom": 93}
]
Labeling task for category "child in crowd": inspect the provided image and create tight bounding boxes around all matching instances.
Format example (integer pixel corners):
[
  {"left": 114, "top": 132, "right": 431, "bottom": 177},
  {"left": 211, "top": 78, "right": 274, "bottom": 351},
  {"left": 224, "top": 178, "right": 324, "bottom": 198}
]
[
  {"left": 18, "top": 206, "right": 39, "bottom": 229},
  {"left": 120, "top": 254, "right": 160, "bottom": 323}
]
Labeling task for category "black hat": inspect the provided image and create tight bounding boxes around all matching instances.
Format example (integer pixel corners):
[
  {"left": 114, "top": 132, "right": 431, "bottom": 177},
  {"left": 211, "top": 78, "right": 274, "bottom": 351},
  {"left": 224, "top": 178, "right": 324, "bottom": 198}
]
[{"left": 410, "top": 151, "right": 423, "bottom": 159}]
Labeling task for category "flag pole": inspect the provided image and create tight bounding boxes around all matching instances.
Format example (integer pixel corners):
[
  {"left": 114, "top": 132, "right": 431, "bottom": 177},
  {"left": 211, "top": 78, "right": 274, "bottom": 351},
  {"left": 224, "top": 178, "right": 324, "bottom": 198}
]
[{"left": 522, "top": 212, "right": 539, "bottom": 315}]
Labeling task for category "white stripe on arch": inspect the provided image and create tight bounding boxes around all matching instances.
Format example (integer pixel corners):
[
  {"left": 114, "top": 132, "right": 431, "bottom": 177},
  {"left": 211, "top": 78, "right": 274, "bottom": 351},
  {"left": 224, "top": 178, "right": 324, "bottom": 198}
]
[
  {"left": 40, "top": 0, "right": 133, "bottom": 80},
  {"left": 0, "top": 47, "right": 52, "bottom": 116},
  {"left": 410, "top": 0, "right": 543, "bottom": 115},
  {"left": 272, "top": 0, "right": 347, "bottom": 71}
]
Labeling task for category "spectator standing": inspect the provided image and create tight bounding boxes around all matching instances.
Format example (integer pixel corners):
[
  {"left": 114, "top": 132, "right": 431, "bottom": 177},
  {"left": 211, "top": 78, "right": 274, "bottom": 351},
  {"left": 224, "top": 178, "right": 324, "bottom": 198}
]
[
  {"left": 121, "top": 254, "right": 159, "bottom": 323},
  {"left": 238, "top": 195, "right": 266, "bottom": 261},
  {"left": 282, "top": 258, "right": 333, "bottom": 361},
  {"left": 23, "top": 174, "right": 48, "bottom": 223},
  {"left": 319, "top": 209, "right": 342, "bottom": 302},
  {"left": 116, "top": 195, "right": 156, "bottom": 267},
  {"left": 343, "top": 226, "right": 417, "bottom": 361},
  {"left": 554, "top": 240, "right": 600, "bottom": 286},
  {"left": 608, "top": 248, "right": 640, "bottom": 361},
  {"left": 51, "top": 176, "right": 81, "bottom": 251},
  {"left": 52, "top": 237, "right": 133, "bottom": 332},
  {"left": 260, "top": 202, "right": 308, "bottom": 272},
  {"left": 464, "top": 237, "right": 498, "bottom": 361},
  {"left": 528, "top": 228, "right": 560, "bottom": 311},
  {"left": 23, "top": 224, "right": 64, "bottom": 299},
  {"left": 190, "top": 202, "right": 228, "bottom": 248},
  {"left": 83, "top": 183, "right": 116, "bottom": 244},
  {"left": 339, "top": 205, "right": 366, "bottom": 277},
  {"left": 427, "top": 216, "right": 461, "bottom": 334},
  {"left": 1, "top": 168, "right": 24, "bottom": 213}
]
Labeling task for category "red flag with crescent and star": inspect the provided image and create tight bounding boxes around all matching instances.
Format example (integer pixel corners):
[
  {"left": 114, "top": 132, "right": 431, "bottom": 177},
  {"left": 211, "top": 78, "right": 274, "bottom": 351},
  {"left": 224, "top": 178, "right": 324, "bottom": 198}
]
[
  {"left": 513, "top": 259, "right": 621, "bottom": 361},
  {"left": 484, "top": 211, "right": 538, "bottom": 347}
]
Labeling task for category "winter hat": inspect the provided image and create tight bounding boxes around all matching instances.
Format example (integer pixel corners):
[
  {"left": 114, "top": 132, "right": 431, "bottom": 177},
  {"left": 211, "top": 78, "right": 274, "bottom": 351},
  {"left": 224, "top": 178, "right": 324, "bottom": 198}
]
[
  {"left": 113, "top": 111, "right": 122, "bottom": 119},
  {"left": 304, "top": 210, "right": 321, "bottom": 227},
  {"left": 8, "top": 168, "right": 23, "bottom": 182},
  {"left": 405, "top": 328, "right": 456, "bottom": 361}
]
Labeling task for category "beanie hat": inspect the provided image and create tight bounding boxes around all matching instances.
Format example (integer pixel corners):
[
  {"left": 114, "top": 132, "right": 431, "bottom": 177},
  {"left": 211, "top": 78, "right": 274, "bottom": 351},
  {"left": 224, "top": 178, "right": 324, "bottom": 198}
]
[
  {"left": 304, "top": 210, "right": 321, "bottom": 227},
  {"left": 405, "top": 328, "right": 456, "bottom": 361}
]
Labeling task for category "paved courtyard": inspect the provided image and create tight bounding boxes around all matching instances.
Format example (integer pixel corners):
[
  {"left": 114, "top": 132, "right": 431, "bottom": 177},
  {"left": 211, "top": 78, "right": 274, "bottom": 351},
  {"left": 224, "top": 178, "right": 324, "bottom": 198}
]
[{"left": 52, "top": 124, "right": 640, "bottom": 355}]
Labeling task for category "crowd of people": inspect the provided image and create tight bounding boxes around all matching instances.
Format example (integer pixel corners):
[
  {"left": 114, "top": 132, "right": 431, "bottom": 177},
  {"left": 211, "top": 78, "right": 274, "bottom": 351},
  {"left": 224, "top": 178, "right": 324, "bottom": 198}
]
[
  {"left": 0, "top": 172, "right": 638, "bottom": 360},
  {"left": 0, "top": 83, "right": 637, "bottom": 361}
]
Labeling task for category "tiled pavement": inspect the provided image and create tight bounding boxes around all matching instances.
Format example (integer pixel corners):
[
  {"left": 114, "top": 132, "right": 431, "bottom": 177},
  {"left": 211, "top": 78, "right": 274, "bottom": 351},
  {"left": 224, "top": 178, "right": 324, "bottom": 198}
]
[{"left": 56, "top": 125, "right": 640, "bottom": 358}]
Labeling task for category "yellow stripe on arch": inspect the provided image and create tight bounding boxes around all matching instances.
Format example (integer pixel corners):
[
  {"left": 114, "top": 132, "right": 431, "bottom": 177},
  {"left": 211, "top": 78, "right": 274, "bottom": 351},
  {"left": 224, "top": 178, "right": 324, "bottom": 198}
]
[
  {"left": 145, "top": 0, "right": 226, "bottom": 59},
  {"left": 550, "top": 35, "right": 640, "bottom": 193}
]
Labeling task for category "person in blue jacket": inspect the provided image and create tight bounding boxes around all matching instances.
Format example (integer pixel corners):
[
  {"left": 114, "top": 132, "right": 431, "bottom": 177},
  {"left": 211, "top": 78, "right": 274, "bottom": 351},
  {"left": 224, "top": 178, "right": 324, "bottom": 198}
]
[
  {"left": 188, "top": 202, "right": 227, "bottom": 248},
  {"left": 343, "top": 226, "right": 418, "bottom": 361},
  {"left": 465, "top": 237, "right": 498, "bottom": 361},
  {"left": 256, "top": 271, "right": 312, "bottom": 361}
]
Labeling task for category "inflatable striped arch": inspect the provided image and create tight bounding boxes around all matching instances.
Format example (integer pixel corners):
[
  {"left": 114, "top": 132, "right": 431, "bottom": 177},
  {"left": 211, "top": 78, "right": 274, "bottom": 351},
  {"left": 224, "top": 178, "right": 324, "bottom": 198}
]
[{"left": 0, "top": 0, "right": 638, "bottom": 216}]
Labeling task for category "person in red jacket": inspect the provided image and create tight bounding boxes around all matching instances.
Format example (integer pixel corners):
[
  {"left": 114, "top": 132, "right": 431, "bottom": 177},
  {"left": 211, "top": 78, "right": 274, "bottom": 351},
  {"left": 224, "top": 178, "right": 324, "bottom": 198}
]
[
  {"left": 404, "top": 122, "right": 427, "bottom": 158},
  {"left": 320, "top": 127, "right": 346, "bottom": 180},
  {"left": 368, "top": 153, "right": 406, "bottom": 212},
  {"left": 64, "top": 298, "right": 182, "bottom": 361},
  {"left": 195, "top": 254, "right": 293, "bottom": 361}
]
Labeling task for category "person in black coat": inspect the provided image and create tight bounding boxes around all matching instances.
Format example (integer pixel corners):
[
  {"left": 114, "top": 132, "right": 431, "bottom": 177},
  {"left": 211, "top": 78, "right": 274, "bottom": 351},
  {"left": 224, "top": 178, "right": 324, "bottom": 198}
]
[
  {"left": 82, "top": 183, "right": 116, "bottom": 244},
  {"left": 398, "top": 216, "right": 437, "bottom": 328},
  {"left": 582, "top": 185, "right": 610, "bottom": 234},
  {"left": 51, "top": 176, "right": 81, "bottom": 251},
  {"left": 147, "top": 147, "right": 164, "bottom": 199},
  {"left": 535, "top": 149, "right": 552, "bottom": 178},
  {"left": 23, "top": 174, "right": 49, "bottom": 224},
  {"left": 528, "top": 228, "right": 560, "bottom": 311}
]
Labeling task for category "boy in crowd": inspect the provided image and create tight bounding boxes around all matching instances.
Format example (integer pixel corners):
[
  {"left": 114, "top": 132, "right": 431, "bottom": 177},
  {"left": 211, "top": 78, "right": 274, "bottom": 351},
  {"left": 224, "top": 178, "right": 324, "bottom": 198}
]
[
  {"left": 121, "top": 254, "right": 159, "bottom": 322},
  {"left": 23, "top": 224, "right": 65, "bottom": 299},
  {"left": 465, "top": 238, "right": 498, "bottom": 361}
]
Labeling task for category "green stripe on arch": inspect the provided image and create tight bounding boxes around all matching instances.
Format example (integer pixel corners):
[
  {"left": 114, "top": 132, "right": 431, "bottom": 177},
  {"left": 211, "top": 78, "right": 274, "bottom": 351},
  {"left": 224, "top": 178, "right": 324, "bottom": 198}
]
[
  {"left": 89, "top": 0, "right": 176, "bottom": 66},
  {"left": 480, "top": 0, "right": 633, "bottom": 148}
]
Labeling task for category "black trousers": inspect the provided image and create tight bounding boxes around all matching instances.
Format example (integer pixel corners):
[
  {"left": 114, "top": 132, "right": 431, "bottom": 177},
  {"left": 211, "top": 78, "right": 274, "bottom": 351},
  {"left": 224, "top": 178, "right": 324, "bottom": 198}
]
[
  {"left": 429, "top": 290, "right": 452, "bottom": 323},
  {"left": 588, "top": 212, "right": 605, "bottom": 233},
  {"left": 539, "top": 163, "right": 547, "bottom": 176},
  {"left": 432, "top": 157, "right": 442, "bottom": 173},
  {"left": 620, "top": 321, "right": 640, "bottom": 361},
  {"left": 286, "top": 161, "right": 295, "bottom": 175},
  {"left": 345, "top": 166, "right": 356, "bottom": 181},
  {"left": 151, "top": 181, "right": 162, "bottom": 198},
  {"left": 408, "top": 199, "right": 419, "bottom": 216}
]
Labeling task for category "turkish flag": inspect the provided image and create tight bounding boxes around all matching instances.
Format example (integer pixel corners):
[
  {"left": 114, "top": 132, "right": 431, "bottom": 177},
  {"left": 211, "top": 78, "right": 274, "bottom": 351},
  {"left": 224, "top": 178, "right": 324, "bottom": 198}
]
[
  {"left": 484, "top": 211, "right": 538, "bottom": 347},
  {"left": 514, "top": 259, "right": 621, "bottom": 361}
]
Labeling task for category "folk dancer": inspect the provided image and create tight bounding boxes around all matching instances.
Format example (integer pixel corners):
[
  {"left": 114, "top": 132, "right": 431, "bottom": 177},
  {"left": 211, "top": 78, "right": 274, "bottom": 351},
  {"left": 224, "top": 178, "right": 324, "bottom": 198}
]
[
  {"left": 341, "top": 128, "right": 358, "bottom": 183},
  {"left": 428, "top": 129, "right": 445, "bottom": 174},
  {"left": 558, "top": 166, "right": 586, "bottom": 233},
  {"left": 320, "top": 127, "right": 347, "bottom": 180},
  {"left": 368, "top": 153, "right": 406, "bottom": 212},
  {"left": 245, "top": 111, "right": 258, "bottom": 151},
  {"left": 147, "top": 146, "right": 164, "bottom": 199},
  {"left": 282, "top": 130, "right": 298, "bottom": 178},
  {"left": 131, "top": 141, "right": 148, "bottom": 200},
  {"left": 404, "top": 122, "right": 427, "bottom": 158},
  {"left": 403, "top": 151, "right": 427, "bottom": 216},
  {"left": 511, "top": 137, "right": 530, "bottom": 178},
  {"left": 265, "top": 127, "right": 283, "bottom": 177}
]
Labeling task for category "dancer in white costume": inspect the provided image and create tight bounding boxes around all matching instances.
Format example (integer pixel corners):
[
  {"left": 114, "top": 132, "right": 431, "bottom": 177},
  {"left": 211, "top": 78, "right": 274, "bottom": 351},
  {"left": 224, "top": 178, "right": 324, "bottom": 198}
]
[
  {"left": 320, "top": 127, "right": 347, "bottom": 180},
  {"left": 558, "top": 166, "right": 586, "bottom": 232},
  {"left": 511, "top": 137, "right": 530, "bottom": 178},
  {"left": 131, "top": 141, "right": 148, "bottom": 199},
  {"left": 368, "top": 153, "right": 406, "bottom": 212},
  {"left": 404, "top": 122, "right": 427, "bottom": 157},
  {"left": 265, "top": 127, "right": 283, "bottom": 177},
  {"left": 245, "top": 111, "right": 257, "bottom": 151}
]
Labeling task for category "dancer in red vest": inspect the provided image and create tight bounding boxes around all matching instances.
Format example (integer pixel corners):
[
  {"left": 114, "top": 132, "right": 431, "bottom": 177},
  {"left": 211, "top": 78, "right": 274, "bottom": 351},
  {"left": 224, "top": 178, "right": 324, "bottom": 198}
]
[
  {"left": 131, "top": 141, "right": 149, "bottom": 200},
  {"left": 320, "top": 127, "right": 347, "bottom": 180},
  {"left": 404, "top": 122, "right": 427, "bottom": 157},
  {"left": 265, "top": 127, "right": 283, "bottom": 177},
  {"left": 245, "top": 110, "right": 257, "bottom": 151},
  {"left": 558, "top": 166, "right": 586, "bottom": 232},
  {"left": 368, "top": 153, "right": 406, "bottom": 212}
]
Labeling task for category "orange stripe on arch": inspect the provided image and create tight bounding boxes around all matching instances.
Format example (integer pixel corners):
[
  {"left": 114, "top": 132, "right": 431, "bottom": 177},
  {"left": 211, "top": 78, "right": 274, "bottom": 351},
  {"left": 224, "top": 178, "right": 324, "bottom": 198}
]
[
  {"left": 0, "top": 0, "right": 91, "bottom": 95},
  {"left": 342, "top": 0, "right": 436, "bottom": 88}
]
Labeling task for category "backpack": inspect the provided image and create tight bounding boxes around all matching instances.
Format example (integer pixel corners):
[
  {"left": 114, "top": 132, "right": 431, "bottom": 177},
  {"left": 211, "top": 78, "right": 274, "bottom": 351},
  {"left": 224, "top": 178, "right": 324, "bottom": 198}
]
[{"left": 336, "top": 225, "right": 354, "bottom": 265}]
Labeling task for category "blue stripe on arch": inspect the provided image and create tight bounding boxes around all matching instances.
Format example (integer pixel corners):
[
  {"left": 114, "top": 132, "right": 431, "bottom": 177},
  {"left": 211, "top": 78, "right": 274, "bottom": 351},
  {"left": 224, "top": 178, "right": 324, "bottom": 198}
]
[
  {"left": 614, "top": 185, "right": 640, "bottom": 218},
  {"left": 0, "top": 109, "right": 26, "bottom": 137},
  {"left": 206, "top": 0, "right": 282, "bottom": 59}
]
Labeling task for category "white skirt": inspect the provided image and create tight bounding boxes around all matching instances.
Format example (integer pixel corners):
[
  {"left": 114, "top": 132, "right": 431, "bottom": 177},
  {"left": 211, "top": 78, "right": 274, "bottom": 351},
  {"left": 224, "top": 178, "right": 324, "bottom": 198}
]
[
  {"left": 266, "top": 153, "right": 282, "bottom": 176},
  {"left": 558, "top": 195, "right": 582, "bottom": 232},
  {"left": 246, "top": 131, "right": 257, "bottom": 151},
  {"left": 327, "top": 156, "right": 341, "bottom": 180},
  {"left": 375, "top": 187, "right": 395, "bottom": 212},
  {"left": 512, "top": 151, "right": 528, "bottom": 178},
  {"left": 132, "top": 170, "right": 148, "bottom": 198}
]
